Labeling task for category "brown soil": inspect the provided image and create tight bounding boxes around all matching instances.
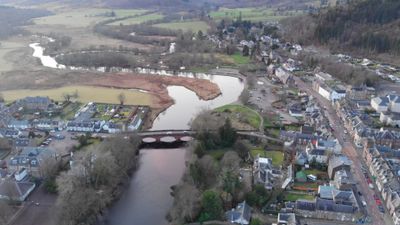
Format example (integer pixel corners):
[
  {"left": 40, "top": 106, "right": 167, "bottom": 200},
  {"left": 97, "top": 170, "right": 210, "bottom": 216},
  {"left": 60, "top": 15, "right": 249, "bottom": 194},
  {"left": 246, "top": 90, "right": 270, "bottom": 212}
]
[{"left": 84, "top": 73, "right": 221, "bottom": 107}]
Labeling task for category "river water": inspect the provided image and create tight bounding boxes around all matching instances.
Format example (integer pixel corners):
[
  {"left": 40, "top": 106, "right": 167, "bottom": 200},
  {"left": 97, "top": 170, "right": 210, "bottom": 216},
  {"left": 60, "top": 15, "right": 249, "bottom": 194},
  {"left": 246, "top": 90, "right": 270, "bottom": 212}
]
[
  {"left": 106, "top": 149, "right": 187, "bottom": 225},
  {"left": 29, "top": 42, "right": 243, "bottom": 225}
]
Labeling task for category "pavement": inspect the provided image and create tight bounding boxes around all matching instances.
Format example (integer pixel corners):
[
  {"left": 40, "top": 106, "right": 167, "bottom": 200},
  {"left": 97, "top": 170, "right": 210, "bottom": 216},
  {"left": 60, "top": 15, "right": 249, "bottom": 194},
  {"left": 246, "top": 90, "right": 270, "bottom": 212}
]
[
  {"left": 294, "top": 77, "right": 392, "bottom": 225},
  {"left": 8, "top": 185, "right": 57, "bottom": 225}
]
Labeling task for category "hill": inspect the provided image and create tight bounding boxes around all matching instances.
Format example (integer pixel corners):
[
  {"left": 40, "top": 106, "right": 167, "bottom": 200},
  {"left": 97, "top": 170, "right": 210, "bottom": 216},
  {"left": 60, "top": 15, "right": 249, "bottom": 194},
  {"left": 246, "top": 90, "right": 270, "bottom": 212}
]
[{"left": 283, "top": 0, "right": 400, "bottom": 57}]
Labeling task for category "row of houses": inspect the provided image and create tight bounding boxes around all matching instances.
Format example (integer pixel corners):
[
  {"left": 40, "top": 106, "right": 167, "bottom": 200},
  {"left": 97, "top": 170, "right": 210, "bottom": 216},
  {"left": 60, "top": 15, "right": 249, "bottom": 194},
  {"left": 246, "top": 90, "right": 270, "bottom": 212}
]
[{"left": 363, "top": 141, "right": 400, "bottom": 225}]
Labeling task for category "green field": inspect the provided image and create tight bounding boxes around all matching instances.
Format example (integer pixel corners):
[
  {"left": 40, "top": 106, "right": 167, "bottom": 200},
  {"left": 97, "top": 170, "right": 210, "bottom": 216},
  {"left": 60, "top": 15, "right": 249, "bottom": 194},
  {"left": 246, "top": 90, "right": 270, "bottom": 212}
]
[
  {"left": 34, "top": 8, "right": 147, "bottom": 27},
  {"left": 1, "top": 85, "right": 152, "bottom": 106},
  {"left": 250, "top": 149, "right": 284, "bottom": 167},
  {"left": 284, "top": 192, "right": 314, "bottom": 201},
  {"left": 108, "top": 13, "right": 164, "bottom": 25},
  {"left": 0, "top": 41, "right": 24, "bottom": 72},
  {"left": 210, "top": 7, "right": 302, "bottom": 22},
  {"left": 153, "top": 20, "right": 210, "bottom": 33},
  {"left": 214, "top": 104, "right": 261, "bottom": 129},
  {"left": 231, "top": 52, "right": 250, "bottom": 65}
]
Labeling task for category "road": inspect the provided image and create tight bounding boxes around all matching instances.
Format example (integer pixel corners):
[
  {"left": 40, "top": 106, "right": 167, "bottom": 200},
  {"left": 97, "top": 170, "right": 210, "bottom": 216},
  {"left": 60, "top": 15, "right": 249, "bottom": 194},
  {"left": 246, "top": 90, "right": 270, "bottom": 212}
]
[
  {"left": 9, "top": 185, "right": 57, "bottom": 225},
  {"left": 294, "top": 77, "right": 391, "bottom": 225}
]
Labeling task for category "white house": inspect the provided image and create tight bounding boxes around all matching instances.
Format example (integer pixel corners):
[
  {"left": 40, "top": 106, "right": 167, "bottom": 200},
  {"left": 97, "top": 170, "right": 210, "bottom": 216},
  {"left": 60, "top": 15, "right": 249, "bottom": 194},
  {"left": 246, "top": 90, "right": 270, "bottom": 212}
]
[
  {"left": 371, "top": 95, "right": 400, "bottom": 113},
  {"left": 330, "top": 89, "right": 346, "bottom": 101},
  {"left": 380, "top": 112, "right": 400, "bottom": 127},
  {"left": 318, "top": 85, "right": 331, "bottom": 101}
]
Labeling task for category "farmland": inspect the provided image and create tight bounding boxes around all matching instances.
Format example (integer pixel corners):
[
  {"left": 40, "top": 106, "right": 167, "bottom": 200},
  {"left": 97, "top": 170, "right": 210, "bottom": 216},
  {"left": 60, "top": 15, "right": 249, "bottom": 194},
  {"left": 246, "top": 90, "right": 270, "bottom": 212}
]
[
  {"left": 210, "top": 7, "right": 302, "bottom": 22},
  {"left": 34, "top": 8, "right": 147, "bottom": 27},
  {"left": 153, "top": 20, "right": 210, "bottom": 33},
  {"left": 0, "top": 41, "right": 24, "bottom": 72},
  {"left": 108, "top": 13, "right": 164, "bottom": 25},
  {"left": 1, "top": 85, "right": 153, "bottom": 106}
]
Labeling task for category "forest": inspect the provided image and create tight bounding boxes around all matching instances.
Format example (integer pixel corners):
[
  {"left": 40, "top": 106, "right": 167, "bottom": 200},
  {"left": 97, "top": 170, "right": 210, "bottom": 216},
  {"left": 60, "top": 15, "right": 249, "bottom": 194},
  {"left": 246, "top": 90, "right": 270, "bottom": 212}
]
[{"left": 283, "top": 0, "right": 400, "bottom": 55}]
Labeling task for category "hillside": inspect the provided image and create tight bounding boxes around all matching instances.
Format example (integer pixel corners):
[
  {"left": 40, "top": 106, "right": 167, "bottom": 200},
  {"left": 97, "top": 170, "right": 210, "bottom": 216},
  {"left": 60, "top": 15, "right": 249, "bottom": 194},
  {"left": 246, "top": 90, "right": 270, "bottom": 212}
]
[{"left": 283, "top": 0, "right": 400, "bottom": 57}]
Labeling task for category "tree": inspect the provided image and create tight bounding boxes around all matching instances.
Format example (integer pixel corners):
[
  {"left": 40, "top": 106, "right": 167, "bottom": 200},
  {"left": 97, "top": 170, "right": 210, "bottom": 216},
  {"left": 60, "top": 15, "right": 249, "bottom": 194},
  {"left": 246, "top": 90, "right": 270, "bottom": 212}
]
[
  {"left": 250, "top": 218, "right": 263, "bottom": 225},
  {"left": 168, "top": 184, "right": 201, "bottom": 223},
  {"left": 242, "top": 45, "right": 250, "bottom": 56},
  {"left": 218, "top": 118, "right": 237, "bottom": 147},
  {"left": 234, "top": 139, "right": 250, "bottom": 160},
  {"left": 201, "top": 190, "right": 223, "bottom": 221},
  {"left": 118, "top": 92, "right": 126, "bottom": 106}
]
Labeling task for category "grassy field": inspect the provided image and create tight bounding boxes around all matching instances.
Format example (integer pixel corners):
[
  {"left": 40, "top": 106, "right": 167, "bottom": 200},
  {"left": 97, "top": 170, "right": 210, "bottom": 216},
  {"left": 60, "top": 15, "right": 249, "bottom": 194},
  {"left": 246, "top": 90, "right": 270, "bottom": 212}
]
[
  {"left": 1, "top": 86, "right": 153, "bottom": 106},
  {"left": 210, "top": 7, "right": 302, "bottom": 22},
  {"left": 284, "top": 192, "right": 314, "bottom": 201},
  {"left": 108, "top": 13, "right": 164, "bottom": 25},
  {"left": 214, "top": 104, "right": 261, "bottom": 129},
  {"left": 34, "top": 8, "right": 147, "bottom": 27},
  {"left": 153, "top": 20, "right": 210, "bottom": 33},
  {"left": 250, "top": 149, "right": 284, "bottom": 167},
  {"left": 230, "top": 52, "right": 250, "bottom": 65},
  {"left": 0, "top": 41, "right": 24, "bottom": 72}
]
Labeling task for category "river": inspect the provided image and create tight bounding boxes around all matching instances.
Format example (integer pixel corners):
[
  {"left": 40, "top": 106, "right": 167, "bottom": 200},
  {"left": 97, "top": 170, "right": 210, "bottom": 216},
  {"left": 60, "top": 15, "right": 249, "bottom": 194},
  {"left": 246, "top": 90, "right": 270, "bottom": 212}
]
[
  {"left": 106, "top": 148, "right": 187, "bottom": 225},
  {"left": 29, "top": 42, "right": 244, "bottom": 225}
]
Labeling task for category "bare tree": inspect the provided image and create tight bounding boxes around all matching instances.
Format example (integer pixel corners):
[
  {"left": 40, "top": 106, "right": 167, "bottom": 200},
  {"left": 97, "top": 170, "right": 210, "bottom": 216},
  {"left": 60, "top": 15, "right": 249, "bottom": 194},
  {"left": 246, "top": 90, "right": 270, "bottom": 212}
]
[
  {"left": 168, "top": 183, "right": 201, "bottom": 224},
  {"left": 118, "top": 92, "right": 126, "bottom": 106}
]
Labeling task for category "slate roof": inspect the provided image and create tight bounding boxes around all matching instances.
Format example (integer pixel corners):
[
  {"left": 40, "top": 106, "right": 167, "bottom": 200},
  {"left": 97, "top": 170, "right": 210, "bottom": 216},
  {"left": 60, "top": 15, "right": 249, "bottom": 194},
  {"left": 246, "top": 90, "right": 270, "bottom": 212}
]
[
  {"left": 225, "top": 201, "right": 251, "bottom": 223},
  {"left": 318, "top": 185, "right": 334, "bottom": 200}
]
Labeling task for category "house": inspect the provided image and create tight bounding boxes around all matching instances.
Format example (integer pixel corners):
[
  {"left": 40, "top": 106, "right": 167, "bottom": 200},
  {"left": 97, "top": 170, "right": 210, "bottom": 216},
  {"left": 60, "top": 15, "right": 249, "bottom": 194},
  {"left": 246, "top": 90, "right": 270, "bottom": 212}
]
[
  {"left": 0, "top": 179, "right": 35, "bottom": 202},
  {"left": 17, "top": 96, "right": 52, "bottom": 112},
  {"left": 380, "top": 112, "right": 400, "bottom": 127},
  {"left": 289, "top": 105, "right": 303, "bottom": 118},
  {"left": 66, "top": 121, "right": 95, "bottom": 133},
  {"left": 331, "top": 169, "right": 355, "bottom": 191},
  {"left": 253, "top": 156, "right": 281, "bottom": 189},
  {"left": 8, "top": 147, "right": 58, "bottom": 177},
  {"left": 328, "top": 155, "right": 352, "bottom": 179},
  {"left": 14, "top": 138, "right": 30, "bottom": 149},
  {"left": 347, "top": 85, "right": 368, "bottom": 100},
  {"left": 330, "top": 88, "right": 346, "bottom": 101},
  {"left": 34, "top": 120, "right": 63, "bottom": 131},
  {"left": 0, "top": 128, "right": 20, "bottom": 139},
  {"left": 315, "top": 139, "right": 341, "bottom": 154},
  {"left": 374, "top": 129, "right": 400, "bottom": 149},
  {"left": 277, "top": 212, "right": 297, "bottom": 225},
  {"left": 295, "top": 151, "right": 308, "bottom": 166},
  {"left": 315, "top": 72, "right": 333, "bottom": 82},
  {"left": 225, "top": 201, "right": 251, "bottom": 225},
  {"left": 275, "top": 67, "right": 295, "bottom": 87},
  {"left": 371, "top": 95, "right": 400, "bottom": 113},
  {"left": 306, "top": 148, "right": 328, "bottom": 164},
  {"left": 8, "top": 120, "right": 30, "bottom": 130}
]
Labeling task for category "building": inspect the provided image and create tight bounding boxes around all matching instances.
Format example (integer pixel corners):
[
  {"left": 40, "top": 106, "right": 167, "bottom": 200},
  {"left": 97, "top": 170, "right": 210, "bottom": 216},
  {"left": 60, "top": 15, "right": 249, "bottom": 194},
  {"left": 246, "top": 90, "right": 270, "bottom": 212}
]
[
  {"left": 225, "top": 201, "right": 251, "bottom": 225},
  {"left": 8, "top": 147, "right": 58, "bottom": 177},
  {"left": 275, "top": 67, "right": 295, "bottom": 87},
  {"left": 380, "top": 112, "right": 400, "bottom": 127},
  {"left": 253, "top": 156, "right": 281, "bottom": 189},
  {"left": 277, "top": 213, "right": 297, "bottom": 225},
  {"left": 371, "top": 95, "right": 400, "bottom": 113},
  {"left": 328, "top": 155, "right": 352, "bottom": 179},
  {"left": 0, "top": 180, "right": 35, "bottom": 202},
  {"left": 17, "top": 96, "right": 53, "bottom": 112},
  {"left": 315, "top": 72, "right": 333, "bottom": 82}
]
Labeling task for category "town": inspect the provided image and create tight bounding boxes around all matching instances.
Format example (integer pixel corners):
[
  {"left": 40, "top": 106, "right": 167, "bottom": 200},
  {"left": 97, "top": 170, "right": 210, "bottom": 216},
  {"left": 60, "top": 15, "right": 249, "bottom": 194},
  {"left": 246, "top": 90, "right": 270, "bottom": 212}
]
[{"left": 0, "top": 0, "right": 400, "bottom": 225}]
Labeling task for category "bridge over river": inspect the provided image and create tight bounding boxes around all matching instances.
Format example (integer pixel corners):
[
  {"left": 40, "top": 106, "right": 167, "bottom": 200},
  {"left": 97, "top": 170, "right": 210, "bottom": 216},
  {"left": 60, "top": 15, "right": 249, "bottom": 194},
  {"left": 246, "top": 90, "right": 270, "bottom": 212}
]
[{"left": 136, "top": 129, "right": 283, "bottom": 144}]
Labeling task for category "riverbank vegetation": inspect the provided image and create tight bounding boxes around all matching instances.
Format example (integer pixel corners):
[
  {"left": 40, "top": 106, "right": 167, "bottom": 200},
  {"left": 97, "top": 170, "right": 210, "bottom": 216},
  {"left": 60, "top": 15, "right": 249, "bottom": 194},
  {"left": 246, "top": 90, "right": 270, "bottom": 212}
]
[
  {"left": 214, "top": 104, "right": 262, "bottom": 130},
  {"left": 56, "top": 135, "right": 141, "bottom": 225}
]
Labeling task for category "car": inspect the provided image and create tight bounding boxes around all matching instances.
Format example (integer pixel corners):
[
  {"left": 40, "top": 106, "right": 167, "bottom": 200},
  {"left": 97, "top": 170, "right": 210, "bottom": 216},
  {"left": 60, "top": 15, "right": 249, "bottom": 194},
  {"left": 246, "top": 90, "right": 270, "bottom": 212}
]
[
  {"left": 35, "top": 202, "right": 40, "bottom": 206},
  {"left": 373, "top": 194, "right": 379, "bottom": 200},
  {"left": 358, "top": 191, "right": 363, "bottom": 196},
  {"left": 376, "top": 199, "right": 382, "bottom": 205},
  {"left": 378, "top": 206, "right": 385, "bottom": 213},
  {"left": 166, "top": 131, "right": 172, "bottom": 135}
]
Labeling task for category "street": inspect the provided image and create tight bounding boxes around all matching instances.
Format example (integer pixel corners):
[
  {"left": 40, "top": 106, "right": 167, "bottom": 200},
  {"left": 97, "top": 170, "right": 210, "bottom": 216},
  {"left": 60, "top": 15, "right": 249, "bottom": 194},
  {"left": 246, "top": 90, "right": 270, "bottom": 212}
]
[{"left": 294, "top": 77, "right": 392, "bottom": 225}]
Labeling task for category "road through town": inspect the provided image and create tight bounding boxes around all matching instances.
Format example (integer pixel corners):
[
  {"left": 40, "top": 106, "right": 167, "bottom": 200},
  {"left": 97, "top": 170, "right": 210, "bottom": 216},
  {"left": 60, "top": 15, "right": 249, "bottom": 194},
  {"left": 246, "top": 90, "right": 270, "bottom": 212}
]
[{"left": 294, "top": 77, "right": 391, "bottom": 225}]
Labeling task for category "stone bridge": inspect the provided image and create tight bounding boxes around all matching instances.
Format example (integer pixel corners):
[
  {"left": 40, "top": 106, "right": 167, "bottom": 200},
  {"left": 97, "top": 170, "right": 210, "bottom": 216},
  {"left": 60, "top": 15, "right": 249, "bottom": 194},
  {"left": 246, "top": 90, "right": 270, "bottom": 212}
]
[{"left": 136, "top": 130, "right": 283, "bottom": 144}]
